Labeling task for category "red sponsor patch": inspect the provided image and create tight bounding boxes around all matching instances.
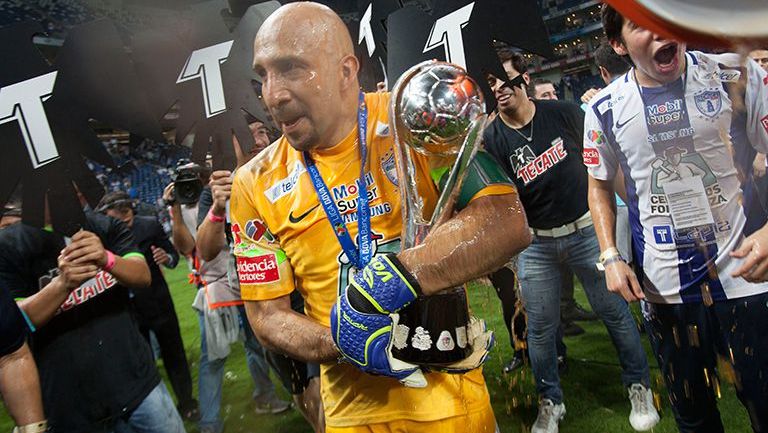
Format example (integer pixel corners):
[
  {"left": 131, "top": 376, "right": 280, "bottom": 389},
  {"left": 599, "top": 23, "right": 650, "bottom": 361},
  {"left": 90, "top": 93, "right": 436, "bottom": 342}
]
[
  {"left": 237, "top": 254, "right": 279, "bottom": 285},
  {"left": 763, "top": 75, "right": 768, "bottom": 86},
  {"left": 583, "top": 147, "right": 600, "bottom": 166},
  {"left": 762, "top": 115, "right": 768, "bottom": 134}
]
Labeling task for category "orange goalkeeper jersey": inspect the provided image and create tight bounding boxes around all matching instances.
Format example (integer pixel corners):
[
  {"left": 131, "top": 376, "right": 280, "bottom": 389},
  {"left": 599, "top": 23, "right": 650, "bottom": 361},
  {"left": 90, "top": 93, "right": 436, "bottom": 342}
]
[{"left": 230, "top": 92, "right": 514, "bottom": 427}]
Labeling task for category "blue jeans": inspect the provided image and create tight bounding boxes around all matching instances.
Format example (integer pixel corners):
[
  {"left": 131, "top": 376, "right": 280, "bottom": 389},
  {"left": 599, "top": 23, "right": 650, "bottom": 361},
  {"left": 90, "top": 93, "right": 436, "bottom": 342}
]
[
  {"left": 518, "top": 225, "right": 650, "bottom": 404},
  {"left": 197, "top": 306, "right": 275, "bottom": 432},
  {"left": 113, "top": 382, "right": 186, "bottom": 433}
]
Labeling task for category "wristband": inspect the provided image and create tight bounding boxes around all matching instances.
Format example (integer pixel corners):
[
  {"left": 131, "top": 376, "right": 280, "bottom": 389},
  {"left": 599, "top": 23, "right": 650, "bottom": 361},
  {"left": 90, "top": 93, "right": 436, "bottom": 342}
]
[
  {"left": 13, "top": 421, "right": 48, "bottom": 433},
  {"left": 599, "top": 247, "right": 621, "bottom": 264},
  {"left": 104, "top": 250, "right": 116, "bottom": 272},
  {"left": 208, "top": 209, "right": 225, "bottom": 223}
]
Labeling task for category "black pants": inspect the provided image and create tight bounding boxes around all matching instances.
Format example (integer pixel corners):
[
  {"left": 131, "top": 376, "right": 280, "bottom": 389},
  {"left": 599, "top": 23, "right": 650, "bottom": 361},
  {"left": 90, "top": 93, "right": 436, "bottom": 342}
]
[
  {"left": 489, "top": 267, "right": 566, "bottom": 357},
  {"left": 644, "top": 292, "right": 768, "bottom": 433},
  {"left": 138, "top": 305, "right": 195, "bottom": 410}
]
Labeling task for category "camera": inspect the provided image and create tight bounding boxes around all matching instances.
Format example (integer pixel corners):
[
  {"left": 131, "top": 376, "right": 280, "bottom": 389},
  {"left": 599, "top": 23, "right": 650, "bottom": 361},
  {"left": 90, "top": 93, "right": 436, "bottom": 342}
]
[{"left": 171, "top": 161, "right": 204, "bottom": 205}]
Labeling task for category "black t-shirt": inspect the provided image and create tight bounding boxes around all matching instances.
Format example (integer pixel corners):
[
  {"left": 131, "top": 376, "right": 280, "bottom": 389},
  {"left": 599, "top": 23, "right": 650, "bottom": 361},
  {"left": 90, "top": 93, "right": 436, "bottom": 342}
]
[
  {"left": 0, "top": 213, "right": 160, "bottom": 432},
  {"left": 130, "top": 215, "right": 180, "bottom": 321},
  {"left": 0, "top": 283, "right": 26, "bottom": 356},
  {"left": 483, "top": 99, "right": 588, "bottom": 229}
]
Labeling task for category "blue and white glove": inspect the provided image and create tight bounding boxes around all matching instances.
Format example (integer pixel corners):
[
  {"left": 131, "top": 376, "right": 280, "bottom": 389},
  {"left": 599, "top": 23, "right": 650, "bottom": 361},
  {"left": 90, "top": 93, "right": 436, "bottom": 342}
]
[{"left": 330, "top": 254, "right": 427, "bottom": 387}]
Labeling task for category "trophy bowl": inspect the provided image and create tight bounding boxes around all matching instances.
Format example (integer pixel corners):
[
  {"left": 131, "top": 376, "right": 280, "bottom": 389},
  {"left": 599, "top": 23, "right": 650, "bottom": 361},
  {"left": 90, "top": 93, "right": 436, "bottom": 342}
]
[{"left": 396, "top": 63, "right": 485, "bottom": 157}]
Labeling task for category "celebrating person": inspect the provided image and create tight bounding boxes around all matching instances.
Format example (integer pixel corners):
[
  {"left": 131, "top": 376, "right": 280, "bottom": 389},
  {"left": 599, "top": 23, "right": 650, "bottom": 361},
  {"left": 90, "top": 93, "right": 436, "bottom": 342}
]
[
  {"left": 0, "top": 203, "right": 185, "bottom": 432},
  {"left": 230, "top": 2, "right": 531, "bottom": 432},
  {"left": 586, "top": 5, "right": 768, "bottom": 432},
  {"left": 483, "top": 50, "right": 659, "bottom": 433},
  {"left": 96, "top": 191, "right": 199, "bottom": 422}
]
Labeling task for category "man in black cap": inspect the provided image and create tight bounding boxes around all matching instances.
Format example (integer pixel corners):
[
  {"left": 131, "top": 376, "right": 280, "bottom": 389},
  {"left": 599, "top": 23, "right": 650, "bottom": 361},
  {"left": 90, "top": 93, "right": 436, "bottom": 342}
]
[{"left": 97, "top": 190, "right": 199, "bottom": 421}]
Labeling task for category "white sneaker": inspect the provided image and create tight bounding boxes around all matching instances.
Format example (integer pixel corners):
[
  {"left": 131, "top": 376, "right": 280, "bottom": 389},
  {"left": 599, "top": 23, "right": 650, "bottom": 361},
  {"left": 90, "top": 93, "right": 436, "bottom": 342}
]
[
  {"left": 531, "top": 399, "right": 566, "bottom": 433},
  {"left": 628, "top": 383, "right": 660, "bottom": 431}
]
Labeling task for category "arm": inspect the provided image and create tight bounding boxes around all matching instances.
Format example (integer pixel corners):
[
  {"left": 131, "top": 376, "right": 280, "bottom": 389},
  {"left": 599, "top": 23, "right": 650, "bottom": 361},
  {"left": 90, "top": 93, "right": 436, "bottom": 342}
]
[
  {"left": 164, "top": 183, "right": 196, "bottom": 256},
  {"left": 17, "top": 247, "right": 99, "bottom": 327},
  {"left": 0, "top": 342, "right": 45, "bottom": 426},
  {"left": 588, "top": 175, "right": 644, "bottom": 301},
  {"left": 244, "top": 297, "right": 339, "bottom": 364},
  {"left": 196, "top": 171, "right": 231, "bottom": 262},
  {"left": 398, "top": 192, "right": 531, "bottom": 296},
  {"left": 151, "top": 220, "right": 180, "bottom": 269},
  {"left": 64, "top": 230, "right": 151, "bottom": 289}
]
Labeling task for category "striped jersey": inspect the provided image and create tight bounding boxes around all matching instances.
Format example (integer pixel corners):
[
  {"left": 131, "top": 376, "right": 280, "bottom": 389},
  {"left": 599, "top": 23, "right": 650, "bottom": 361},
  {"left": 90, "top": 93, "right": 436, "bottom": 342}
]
[{"left": 584, "top": 51, "right": 768, "bottom": 304}]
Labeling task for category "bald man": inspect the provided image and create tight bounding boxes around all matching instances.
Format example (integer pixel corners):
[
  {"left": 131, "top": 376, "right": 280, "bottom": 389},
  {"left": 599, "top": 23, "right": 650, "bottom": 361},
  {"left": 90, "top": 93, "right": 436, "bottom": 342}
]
[{"left": 231, "top": 3, "right": 530, "bottom": 432}]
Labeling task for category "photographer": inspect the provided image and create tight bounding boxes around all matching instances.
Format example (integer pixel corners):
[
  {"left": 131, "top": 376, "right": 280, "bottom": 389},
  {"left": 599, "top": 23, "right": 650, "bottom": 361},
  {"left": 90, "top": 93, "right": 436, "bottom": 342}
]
[
  {"left": 97, "top": 191, "right": 199, "bottom": 422},
  {"left": 164, "top": 151, "right": 293, "bottom": 433},
  {"left": 196, "top": 117, "right": 325, "bottom": 432}
]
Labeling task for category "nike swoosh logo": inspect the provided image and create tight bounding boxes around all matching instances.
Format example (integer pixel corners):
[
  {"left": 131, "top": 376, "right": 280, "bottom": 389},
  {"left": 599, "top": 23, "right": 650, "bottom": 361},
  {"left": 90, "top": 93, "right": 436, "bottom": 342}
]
[
  {"left": 289, "top": 204, "right": 319, "bottom": 224},
  {"left": 615, "top": 114, "right": 638, "bottom": 130}
]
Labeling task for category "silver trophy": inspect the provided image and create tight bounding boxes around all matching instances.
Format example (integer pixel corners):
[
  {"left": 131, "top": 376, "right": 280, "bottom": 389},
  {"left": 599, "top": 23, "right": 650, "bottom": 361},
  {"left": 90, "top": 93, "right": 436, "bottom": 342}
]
[{"left": 388, "top": 61, "right": 488, "bottom": 366}]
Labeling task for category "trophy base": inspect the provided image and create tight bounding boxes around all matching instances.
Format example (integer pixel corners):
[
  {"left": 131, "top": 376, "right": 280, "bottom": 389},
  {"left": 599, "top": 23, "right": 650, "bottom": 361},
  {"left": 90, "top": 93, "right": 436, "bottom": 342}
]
[{"left": 391, "top": 287, "right": 471, "bottom": 364}]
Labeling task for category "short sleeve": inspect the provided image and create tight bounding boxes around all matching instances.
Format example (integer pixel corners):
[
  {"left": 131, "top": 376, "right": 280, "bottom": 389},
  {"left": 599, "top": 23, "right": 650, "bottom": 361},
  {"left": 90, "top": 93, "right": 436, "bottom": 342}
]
[
  {"left": 0, "top": 286, "right": 27, "bottom": 356},
  {"left": 230, "top": 171, "right": 296, "bottom": 301},
  {"left": 745, "top": 58, "right": 768, "bottom": 154},
  {"left": 446, "top": 151, "right": 516, "bottom": 209},
  {"left": 583, "top": 100, "right": 619, "bottom": 181}
]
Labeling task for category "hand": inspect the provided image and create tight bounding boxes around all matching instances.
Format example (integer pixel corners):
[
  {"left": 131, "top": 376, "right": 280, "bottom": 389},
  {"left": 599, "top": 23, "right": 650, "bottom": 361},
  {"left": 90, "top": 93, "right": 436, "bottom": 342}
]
[
  {"left": 60, "top": 230, "right": 108, "bottom": 268},
  {"left": 605, "top": 260, "right": 645, "bottom": 302},
  {"left": 753, "top": 153, "right": 766, "bottom": 178},
  {"left": 56, "top": 254, "right": 99, "bottom": 291},
  {"left": 209, "top": 170, "right": 233, "bottom": 216},
  {"left": 152, "top": 246, "right": 170, "bottom": 266},
  {"left": 731, "top": 225, "right": 768, "bottom": 282},
  {"left": 581, "top": 87, "right": 601, "bottom": 105},
  {"left": 162, "top": 183, "right": 176, "bottom": 205},
  {"left": 330, "top": 285, "right": 425, "bottom": 387}
]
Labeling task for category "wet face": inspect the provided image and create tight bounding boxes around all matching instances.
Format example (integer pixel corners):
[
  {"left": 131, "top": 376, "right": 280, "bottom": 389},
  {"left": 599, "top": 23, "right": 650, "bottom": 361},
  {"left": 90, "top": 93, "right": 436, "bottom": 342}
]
[
  {"left": 533, "top": 83, "right": 557, "bottom": 100},
  {"left": 486, "top": 60, "right": 529, "bottom": 115},
  {"left": 750, "top": 49, "right": 768, "bottom": 73},
  {"left": 253, "top": 5, "right": 356, "bottom": 152},
  {"left": 611, "top": 20, "right": 686, "bottom": 87}
]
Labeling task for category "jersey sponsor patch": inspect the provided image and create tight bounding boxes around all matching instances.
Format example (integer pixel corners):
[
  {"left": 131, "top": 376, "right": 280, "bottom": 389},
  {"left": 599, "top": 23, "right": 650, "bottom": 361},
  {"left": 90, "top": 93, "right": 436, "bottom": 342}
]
[
  {"left": 237, "top": 254, "right": 280, "bottom": 284},
  {"left": 245, "top": 219, "right": 274, "bottom": 243},
  {"left": 694, "top": 90, "right": 722, "bottom": 118},
  {"left": 375, "top": 121, "right": 390, "bottom": 137},
  {"left": 719, "top": 70, "right": 741, "bottom": 82},
  {"left": 652, "top": 225, "right": 674, "bottom": 244},
  {"left": 587, "top": 129, "right": 605, "bottom": 145},
  {"left": 762, "top": 114, "right": 768, "bottom": 134},
  {"left": 264, "top": 161, "right": 305, "bottom": 203},
  {"left": 583, "top": 147, "right": 600, "bottom": 166}
]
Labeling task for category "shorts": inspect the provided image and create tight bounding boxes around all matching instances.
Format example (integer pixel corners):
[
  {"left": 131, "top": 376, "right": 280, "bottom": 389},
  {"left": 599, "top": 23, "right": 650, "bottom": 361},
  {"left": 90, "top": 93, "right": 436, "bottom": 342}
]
[
  {"left": 325, "top": 407, "right": 497, "bottom": 433},
  {"left": 264, "top": 290, "right": 320, "bottom": 395}
]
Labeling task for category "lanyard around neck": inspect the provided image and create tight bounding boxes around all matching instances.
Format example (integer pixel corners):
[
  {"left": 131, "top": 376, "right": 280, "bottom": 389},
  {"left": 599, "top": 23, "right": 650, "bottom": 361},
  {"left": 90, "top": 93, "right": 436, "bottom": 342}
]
[{"left": 303, "top": 92, "right": 372, "bottom": 269}]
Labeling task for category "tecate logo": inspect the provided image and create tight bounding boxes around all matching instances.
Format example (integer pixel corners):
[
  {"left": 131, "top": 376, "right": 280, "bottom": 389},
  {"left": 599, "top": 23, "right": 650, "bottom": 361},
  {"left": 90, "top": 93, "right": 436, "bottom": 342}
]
[{"left": 237, "top": 254, "right": 279, "bottom": 284}]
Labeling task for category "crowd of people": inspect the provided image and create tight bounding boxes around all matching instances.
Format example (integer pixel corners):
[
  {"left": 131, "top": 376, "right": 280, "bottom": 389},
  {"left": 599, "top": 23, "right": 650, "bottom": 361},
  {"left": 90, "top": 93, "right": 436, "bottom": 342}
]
[{"left": 2, "top": 2, "right": 768, "bottom": 433}]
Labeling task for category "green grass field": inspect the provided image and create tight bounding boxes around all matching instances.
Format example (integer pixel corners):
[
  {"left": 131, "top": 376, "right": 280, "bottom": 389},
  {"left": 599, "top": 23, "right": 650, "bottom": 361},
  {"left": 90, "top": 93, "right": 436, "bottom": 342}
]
[{"left": 1, "top": 259, "right": 752, "bottom": 432}]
